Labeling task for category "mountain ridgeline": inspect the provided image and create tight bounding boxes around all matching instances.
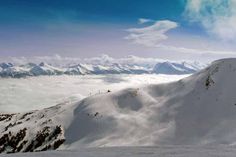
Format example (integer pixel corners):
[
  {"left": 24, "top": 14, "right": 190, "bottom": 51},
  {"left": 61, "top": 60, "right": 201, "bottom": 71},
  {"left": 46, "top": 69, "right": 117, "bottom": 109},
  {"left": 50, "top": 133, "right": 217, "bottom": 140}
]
[{"left": 0, "top": 61, "right": 205, "bottom": 78}]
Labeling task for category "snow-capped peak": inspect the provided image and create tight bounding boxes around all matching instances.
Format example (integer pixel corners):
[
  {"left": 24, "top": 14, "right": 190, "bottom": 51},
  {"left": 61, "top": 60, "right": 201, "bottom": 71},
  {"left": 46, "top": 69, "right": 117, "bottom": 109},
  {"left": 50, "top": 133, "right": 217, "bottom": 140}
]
[{"left": 0, "top": 60, "right": 206, "bottom": 78}]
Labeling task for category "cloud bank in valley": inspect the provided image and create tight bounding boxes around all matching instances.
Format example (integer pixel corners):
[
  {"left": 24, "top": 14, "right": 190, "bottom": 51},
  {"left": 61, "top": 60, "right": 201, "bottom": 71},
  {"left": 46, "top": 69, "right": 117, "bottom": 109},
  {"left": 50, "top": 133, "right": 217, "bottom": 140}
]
[{"left": 0, "top": 74, "right": 187, "bottom": 113}]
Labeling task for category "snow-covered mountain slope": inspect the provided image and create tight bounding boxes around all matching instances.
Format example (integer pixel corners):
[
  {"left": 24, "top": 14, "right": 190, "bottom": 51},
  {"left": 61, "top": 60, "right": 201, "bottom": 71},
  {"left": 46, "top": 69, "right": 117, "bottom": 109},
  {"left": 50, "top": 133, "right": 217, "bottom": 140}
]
[
  {"left": 0, "top": 102, "right": 73, "bottom": 153},
  {"left": 0, "top": 61, "right": 205, "bottom": 78},
  {"left": 0, "top": 58, "right": 233, "bottom": 153},
  {"left": 30, "top": 62, "right": 64, "bottom": 76},
  {"left": 152, "top": 61, "right": 204, "bottom": 74},
  {"left": 0, "top": 63, "right": 13, "bottom": 69},
  {"left": 0, "top": 62, "right": 63, "bottom": 78}
]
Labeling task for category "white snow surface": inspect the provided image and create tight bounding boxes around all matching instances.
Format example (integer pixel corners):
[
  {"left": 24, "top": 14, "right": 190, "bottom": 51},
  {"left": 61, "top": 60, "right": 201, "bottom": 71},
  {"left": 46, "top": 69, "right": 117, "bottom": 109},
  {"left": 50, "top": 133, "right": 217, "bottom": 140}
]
[
  {"left": 57, "top": 58, "right": 236, "bottom": 147},
  {"left": 1, "top": 58, "right": 236, "bottom": 155}
]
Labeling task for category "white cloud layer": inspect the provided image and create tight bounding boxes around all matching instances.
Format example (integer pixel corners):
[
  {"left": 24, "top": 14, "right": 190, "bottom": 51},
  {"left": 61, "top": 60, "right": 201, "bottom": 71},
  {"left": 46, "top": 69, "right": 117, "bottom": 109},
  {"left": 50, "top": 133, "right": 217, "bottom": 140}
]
[
  {"left": 185, "top": 0, "right": 236, "bottom": 41},
  {"left": 125, "top": 20, "right": 178, "bottom": 47},
  {"left": 0, "top": 74, "right": 186, "bottom": 113}
]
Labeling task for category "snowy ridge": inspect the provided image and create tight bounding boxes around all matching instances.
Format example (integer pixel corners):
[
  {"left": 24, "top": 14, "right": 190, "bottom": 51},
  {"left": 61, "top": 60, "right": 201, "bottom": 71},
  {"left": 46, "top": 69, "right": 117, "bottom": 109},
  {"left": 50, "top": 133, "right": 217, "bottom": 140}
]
[
  {"left": 153, "top": 61, "right": 200, "bottom": 74},
  {"left": 1, "top": 58, "right": 234, "bottom": 153},
  {"left": 0, "top": 61, "right": 205, "bottom": 78},
  {"left": 0, "top": 102, "right": 74, "bottom": 153}
]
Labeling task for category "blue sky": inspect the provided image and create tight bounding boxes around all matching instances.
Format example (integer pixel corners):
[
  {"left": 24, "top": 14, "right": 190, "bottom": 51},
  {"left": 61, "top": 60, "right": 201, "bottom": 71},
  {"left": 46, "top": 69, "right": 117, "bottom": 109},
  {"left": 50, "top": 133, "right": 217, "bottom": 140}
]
[{"left": 0, "top": 0, "right": 236, "bottom": 61}]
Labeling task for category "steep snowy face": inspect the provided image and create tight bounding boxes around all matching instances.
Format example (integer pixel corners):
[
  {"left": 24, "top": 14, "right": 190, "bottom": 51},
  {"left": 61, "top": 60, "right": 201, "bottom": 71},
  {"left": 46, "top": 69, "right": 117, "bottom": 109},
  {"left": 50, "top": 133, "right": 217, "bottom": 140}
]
[
  {"left": 0, "top": 102, "right": 75, "bottom": 153},
  {"left": 30, "top": 62, "right": 64, "bottom": 76},
  {"left": 0, "top": 63, "right": 13, "bottom": 69},
  {"left": 0, "top": 63, "right": 64, "bottom": 78},
  {"left": 0, "top": 58, "right": 235, "bottom": 153},
  {"left": 153, "top": 61, "right": 199, "bottom": 74}
]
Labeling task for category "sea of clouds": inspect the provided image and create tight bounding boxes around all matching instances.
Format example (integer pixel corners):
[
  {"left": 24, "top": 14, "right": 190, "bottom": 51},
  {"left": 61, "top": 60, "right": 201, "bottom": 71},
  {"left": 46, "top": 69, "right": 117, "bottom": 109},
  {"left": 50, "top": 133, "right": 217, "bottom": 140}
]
[{"left": 0, "top": 74, "right": 188, "bottom": 113}]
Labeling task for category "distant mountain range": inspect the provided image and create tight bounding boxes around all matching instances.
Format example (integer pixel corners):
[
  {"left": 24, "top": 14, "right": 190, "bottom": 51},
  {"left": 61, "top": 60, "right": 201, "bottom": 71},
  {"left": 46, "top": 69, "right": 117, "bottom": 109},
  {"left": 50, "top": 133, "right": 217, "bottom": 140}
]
[{"left": 0, "top": 61, "right": 206, "bottom": 78}]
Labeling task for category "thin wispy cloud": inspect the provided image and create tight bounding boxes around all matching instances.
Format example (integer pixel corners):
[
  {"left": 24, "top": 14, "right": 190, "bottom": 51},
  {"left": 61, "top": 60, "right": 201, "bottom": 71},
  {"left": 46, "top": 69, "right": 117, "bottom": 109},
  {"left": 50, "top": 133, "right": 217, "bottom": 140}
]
[
  {"left": 124, "top": 18, "right": 236, "bottom": 56},
  {"left": 157, "top": 44, "right": 236, "bottom": 55},
  {"left": 125, "top": 20, "right": 178, "bottom": 47}
]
